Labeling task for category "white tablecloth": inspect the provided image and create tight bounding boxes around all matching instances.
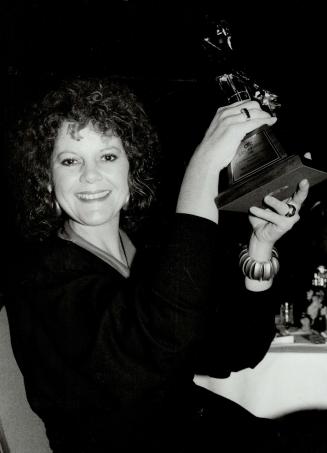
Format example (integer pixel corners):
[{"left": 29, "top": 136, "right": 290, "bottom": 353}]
[{"left": 194, "top": 343, "right": 327, "bottom": 418}]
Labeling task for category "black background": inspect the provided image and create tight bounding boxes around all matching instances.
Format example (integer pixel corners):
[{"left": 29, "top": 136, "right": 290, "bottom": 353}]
[{"left": 3, "top": 1, "right": 327, "bottom": 304}]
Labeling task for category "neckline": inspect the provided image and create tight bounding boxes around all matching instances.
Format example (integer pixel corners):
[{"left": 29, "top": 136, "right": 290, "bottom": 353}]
[
  {"left": 58, "top": 222, "right": 135, "bottom": 278},
  {"left": 119, "top": 231, "right": 129, "bottom": 270}
]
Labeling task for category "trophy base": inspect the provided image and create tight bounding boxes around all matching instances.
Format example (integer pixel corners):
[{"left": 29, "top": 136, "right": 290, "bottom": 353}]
[{"left": 216, "top": 155, "right": 327, "bottom": 213}]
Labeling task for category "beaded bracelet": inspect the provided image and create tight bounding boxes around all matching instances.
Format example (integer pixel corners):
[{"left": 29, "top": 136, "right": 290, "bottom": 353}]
[{"left": 239, "top": 246, "right": 280, "bottom": 281}]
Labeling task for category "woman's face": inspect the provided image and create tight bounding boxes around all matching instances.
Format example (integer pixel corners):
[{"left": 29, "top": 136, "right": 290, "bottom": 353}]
[{"left": 51, "top": 121, "right": 130, "bottom": 229}]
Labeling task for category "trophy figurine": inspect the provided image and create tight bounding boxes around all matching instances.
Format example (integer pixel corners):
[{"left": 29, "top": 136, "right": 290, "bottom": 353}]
[{"left": 202, "top": 20, "right": 327, "bottom": 212}]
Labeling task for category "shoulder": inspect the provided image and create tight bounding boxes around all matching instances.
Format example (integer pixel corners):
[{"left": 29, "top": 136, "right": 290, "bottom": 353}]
[{"left": 11, "top": 236, "right": 113, "bottom": 286}]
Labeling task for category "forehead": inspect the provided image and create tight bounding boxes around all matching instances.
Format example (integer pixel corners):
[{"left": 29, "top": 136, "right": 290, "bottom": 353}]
[{"left": 53, "top": 121, "right": 122, "bottom": 153}]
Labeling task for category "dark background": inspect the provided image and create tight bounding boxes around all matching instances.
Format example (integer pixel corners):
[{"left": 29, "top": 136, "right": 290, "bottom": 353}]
[{"left": 3, "top": 0, "right": 327, "bottom": 305}]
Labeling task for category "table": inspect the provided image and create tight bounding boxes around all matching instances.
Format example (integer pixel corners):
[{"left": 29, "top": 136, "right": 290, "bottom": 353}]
[{"left": 194, "top": 342, "right": 327, "bottom": 418}]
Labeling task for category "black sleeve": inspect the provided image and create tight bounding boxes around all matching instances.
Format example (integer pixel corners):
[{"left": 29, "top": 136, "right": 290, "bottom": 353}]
[
  {"left": 193, "top": 234, "right": 278, "bottom": 378},
  {"left": 134, "top": 213, "right": 220, "bottom": 351},
  {"left": 194, "top": 287, "right": 277, "bottom": 377}
]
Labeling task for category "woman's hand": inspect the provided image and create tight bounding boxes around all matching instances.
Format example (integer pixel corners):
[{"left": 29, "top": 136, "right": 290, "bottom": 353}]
[
  {"left": 248, "top": 178, "right": 309, "bottom": 245},
  {"left": 197, "top": 99, "right": 277, "bottom": 171},
  {"left": 245, "top": 179, "right": 309, "bottom": 292},
  {"left": 177, "top": 99, "right": 276, "bottom": 223}
]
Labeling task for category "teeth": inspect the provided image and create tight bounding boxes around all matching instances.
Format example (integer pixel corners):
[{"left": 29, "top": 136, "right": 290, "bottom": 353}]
[{"left": 77, "top": 190, "right": 110, "bottom": 200}]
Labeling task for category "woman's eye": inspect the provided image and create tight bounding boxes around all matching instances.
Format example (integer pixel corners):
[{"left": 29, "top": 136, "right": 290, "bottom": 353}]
[
  {"left": 61, "top": 158, "right": 79, "bottom": 166},
  {"left": 102, "top": 153, "right": 117, "bottom": 162}
]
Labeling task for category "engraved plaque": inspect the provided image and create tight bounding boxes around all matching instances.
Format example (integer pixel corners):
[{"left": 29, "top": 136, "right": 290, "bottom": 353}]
[{"left": 229, "top": 125, "right": 285, "bottom": 183}]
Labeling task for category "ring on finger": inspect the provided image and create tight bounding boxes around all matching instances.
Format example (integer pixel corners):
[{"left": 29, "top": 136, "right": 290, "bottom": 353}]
[
  {"left": 284, "top": 202, "right": 297, "bottom": 217},
  {"left": 240, "top": 107, "right": 251, "bottom": 120}
]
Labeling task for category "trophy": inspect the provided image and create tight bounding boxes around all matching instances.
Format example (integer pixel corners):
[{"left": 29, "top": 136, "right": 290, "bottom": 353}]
[{"left": 202, "top": 20, "right": 327, "bottom": 212}]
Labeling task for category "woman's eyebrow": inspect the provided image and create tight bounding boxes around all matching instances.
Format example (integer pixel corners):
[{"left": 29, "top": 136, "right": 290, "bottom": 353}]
[
  {"left": 99, "top": 146, "right": 122, "bottom": 153},
  {"left": 54, "top": 146, "right": 123, "bottom": 158},
  {"left": 54, "top": 151, "right": 79, "bottom": 158}
]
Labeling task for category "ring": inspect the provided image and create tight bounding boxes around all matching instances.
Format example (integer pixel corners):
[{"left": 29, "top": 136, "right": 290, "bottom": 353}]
[
  {"left": 285, "top": 202, "right": 297, "bottom": 217},
  {"left": 240, "top": 107, "right": 251, "bottom": 120}
]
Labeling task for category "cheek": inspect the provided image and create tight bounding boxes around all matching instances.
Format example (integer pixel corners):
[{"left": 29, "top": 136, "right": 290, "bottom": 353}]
[
  {"left": 117, "top": 166, "right": 130, "bottom": 192},
  {"left": 53, "top": 172, "right": 74, "bottom": 201},
  {"left": 52, "top": 167, "right": 63, "bottom": 187}
]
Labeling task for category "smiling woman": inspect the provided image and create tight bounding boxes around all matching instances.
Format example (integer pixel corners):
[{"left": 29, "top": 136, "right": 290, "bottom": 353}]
[
  {"left": 9, "top": 78, "right": 160, "bottom": 242},
  {"left": 4, "top": 76, "right": 318, "bottom": 453},
  {"left": 51, "top": 122, "right": 130, "bottom": 257}
]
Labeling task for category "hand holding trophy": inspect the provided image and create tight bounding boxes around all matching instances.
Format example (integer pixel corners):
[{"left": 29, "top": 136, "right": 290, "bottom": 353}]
[{"left": 202, "top": 19, "right": 327, "bottom": 212}]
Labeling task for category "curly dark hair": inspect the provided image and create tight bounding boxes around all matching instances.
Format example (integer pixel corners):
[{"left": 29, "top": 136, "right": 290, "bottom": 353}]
[{"left": 9, "top": 77, "right": 160, "bottom": 240}]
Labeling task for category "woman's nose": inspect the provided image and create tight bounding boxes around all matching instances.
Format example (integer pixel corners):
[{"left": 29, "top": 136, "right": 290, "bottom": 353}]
[{"left": 80, "top": 163, "right": 103, "bottom": 184}]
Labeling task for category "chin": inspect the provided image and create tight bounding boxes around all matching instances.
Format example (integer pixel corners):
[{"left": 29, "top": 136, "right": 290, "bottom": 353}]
[
  {"left": 82, "top": 218, "right": 112, "bottom": 227},
  {"left": 79, "top": 212, "right": 116, "bottom": 227}
]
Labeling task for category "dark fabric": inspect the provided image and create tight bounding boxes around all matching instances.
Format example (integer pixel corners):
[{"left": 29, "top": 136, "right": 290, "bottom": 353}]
[
  {"left": 5, "top": 213, "right": 278, "bottom": 452},
  {"left": 188, "top": 389, "right": 327, "bottom": 453},
  {"left": 274, "top": 409, "right": 327, "bottom": 453}
]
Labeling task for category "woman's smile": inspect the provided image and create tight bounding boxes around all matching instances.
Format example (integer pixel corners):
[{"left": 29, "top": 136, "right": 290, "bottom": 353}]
[{"left": 76, "top": 190, "right": 111, "bottom": 202}]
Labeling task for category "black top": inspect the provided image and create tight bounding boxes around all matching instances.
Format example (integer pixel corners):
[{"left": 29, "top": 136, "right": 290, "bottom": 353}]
[{"left": 5, "top": 214, "right": 277, "bottom": 452}]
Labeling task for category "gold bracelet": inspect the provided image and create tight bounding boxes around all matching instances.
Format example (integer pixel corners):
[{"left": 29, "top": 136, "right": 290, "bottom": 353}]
[{"left": 239, "top": 246, "right": 279, "bottom": 281}]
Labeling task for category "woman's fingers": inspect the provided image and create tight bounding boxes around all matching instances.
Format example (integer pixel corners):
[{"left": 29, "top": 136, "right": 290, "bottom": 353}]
[
  {"left": 249, "top": 204, "right": 298, "bottom": 229},
  {"left": 218, "top": 99, "right": 269, "bottom": 120},
  {"left": 206, "top": 99, "right": 276, "bottom": 139},
  {"left": 219, "top": 99, "right": 262, "bottom": 112},
  {"left": 249, "top": 179, "right": 310, "bottom": 233},
  {"left": 200, "top": 98, "right": 278, "bottom": 171},
  {"left": 290, "top": 179, "right": 310, "bottom": 206},
  {"left": 226, "top": 116, "right": 277, "bottom": 136},
  {"left": 206, "top": 100, "right": 264, "bottom": 136},
  {"left": 221, "top": 110, "right": 276, "bottom": 127},
  {"left": 256, "top": 179, "right": 309, "bottom": 217},
  {"left": 263, "top": 196, "right": 300, "bottom": 218}
]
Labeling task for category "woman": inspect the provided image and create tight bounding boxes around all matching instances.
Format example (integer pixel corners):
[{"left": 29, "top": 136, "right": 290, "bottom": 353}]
[{"left": 5, "top": 77, "right": 309, "bottom": 452}]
